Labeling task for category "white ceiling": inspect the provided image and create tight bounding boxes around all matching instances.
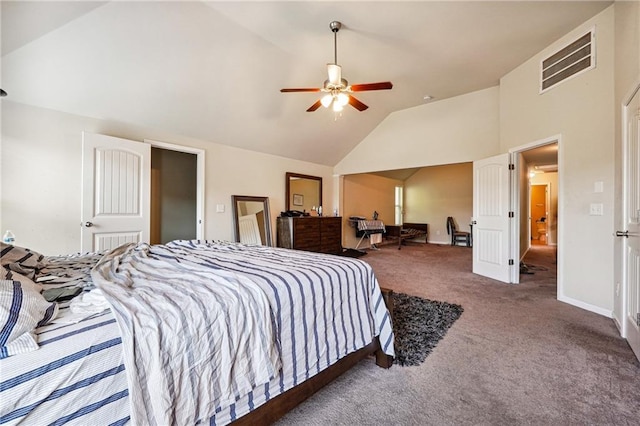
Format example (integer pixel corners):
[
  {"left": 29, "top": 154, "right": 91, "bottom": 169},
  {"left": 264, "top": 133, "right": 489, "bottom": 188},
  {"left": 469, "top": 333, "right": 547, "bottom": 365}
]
[{"left": 1, "top": 1, "right": 611, "bottom": 166}]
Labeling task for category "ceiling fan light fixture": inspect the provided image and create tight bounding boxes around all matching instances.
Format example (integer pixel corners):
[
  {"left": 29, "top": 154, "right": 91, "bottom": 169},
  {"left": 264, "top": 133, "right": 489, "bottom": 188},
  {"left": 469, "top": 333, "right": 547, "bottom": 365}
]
[
  {"left": 336, "top": 92, "right": 349, "bottom": 106},
  {"left": 321, "top": 94, "right": 333, "bottom": 108},
  {"left": 332, "top": 101, "right": 344, "bottom": 112}
]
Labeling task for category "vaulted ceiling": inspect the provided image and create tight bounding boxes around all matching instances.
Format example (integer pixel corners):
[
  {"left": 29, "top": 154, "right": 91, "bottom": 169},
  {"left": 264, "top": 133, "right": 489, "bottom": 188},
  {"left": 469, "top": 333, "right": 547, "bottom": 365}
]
[{"left": 1, "top": 1, "right": 612, "bottom": 166}]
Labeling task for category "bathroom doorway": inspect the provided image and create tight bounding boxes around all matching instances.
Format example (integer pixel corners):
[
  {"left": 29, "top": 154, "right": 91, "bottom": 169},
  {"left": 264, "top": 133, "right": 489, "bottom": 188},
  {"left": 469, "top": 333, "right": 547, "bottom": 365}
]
[{"left": 530, "top": 184, "right": 549, "bottom": 245}]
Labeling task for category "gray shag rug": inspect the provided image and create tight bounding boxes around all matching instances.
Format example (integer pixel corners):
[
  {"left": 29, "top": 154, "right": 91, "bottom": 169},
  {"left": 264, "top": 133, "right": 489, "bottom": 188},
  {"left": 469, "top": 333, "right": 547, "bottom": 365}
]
[{"left": 392, "top": 292, "right": 463, "bottom": 366}]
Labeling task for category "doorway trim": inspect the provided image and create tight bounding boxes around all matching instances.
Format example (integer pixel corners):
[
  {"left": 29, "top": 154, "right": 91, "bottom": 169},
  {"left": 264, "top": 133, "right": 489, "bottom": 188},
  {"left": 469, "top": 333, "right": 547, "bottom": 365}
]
[
  {"left": 508, "top": 134, "right": 562, "bottom": 296},
  {"left": 145, "top": 139, "right": 205, "bottom": 239}
]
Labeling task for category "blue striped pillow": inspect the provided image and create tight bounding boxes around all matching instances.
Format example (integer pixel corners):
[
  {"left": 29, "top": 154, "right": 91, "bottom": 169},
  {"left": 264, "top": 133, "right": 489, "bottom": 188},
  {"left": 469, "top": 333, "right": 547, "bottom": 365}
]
[{"left": 0, "top": 280, "right": 58, "bottom": 359}]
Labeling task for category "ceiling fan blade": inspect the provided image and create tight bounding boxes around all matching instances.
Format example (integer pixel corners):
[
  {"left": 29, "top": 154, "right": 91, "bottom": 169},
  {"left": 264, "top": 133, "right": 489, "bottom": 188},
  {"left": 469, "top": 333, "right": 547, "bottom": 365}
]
[
  {"left": 280, "top": 88, "right": 322, "bottom": 93},
  {"left": 306, "top": 100, "right": 323, "bottom": 112},
  {"left": 348, "top": 95, "right": 369, "bottom": 111},
  {"left": 350, "top": 81, "right": 393, "bottom": 92}
]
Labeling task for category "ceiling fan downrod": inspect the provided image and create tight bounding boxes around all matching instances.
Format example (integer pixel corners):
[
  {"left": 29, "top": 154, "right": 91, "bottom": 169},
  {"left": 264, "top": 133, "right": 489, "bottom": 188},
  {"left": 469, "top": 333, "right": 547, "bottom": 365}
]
[{"left": 330, "top": 21, "right": 341, "bottom": 65}]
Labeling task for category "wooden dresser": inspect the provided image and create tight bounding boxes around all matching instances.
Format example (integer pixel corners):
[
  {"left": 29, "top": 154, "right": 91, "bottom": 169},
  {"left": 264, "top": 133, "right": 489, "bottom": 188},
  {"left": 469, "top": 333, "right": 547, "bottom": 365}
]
[{"left": 276, "top": 216, "right": 342, "bottom": 255}]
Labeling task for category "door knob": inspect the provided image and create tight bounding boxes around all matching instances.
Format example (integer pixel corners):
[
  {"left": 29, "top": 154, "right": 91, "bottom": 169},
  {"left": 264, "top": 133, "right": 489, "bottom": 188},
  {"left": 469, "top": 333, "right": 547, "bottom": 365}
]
[
  {"left": 615, "top": 230, "right": 629, "bottom": 237},
  {"left": 84, "top": 221, "right": 94, "bottom": 228}
]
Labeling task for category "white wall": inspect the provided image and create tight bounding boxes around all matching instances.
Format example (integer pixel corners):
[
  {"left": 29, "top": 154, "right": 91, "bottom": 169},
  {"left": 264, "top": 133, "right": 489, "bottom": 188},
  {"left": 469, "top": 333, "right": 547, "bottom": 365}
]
[
  {"left": 500, "top": 6, "right": 615, "bottom": 315},
  {"left": 335, "top": 87, "right": 500, "bottom": 175},
  {"left": 404, "top": 163, "right": 473, "bottom": 245},
  {"left": 1, "top": 101, "right": 334, "bottom": 255}
]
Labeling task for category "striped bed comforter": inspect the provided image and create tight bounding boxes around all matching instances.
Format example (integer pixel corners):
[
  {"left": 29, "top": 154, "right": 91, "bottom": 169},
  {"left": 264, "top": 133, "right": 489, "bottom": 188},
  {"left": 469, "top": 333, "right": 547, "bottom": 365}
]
[{"left": 0, "top": 240, "right": 394, "bottom": 425}]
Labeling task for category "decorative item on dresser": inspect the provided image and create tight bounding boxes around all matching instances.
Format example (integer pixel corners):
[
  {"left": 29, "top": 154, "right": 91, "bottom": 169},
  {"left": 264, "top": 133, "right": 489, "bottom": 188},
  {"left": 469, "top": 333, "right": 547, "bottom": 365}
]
[{"left": 277, "top": 216, "right": 342, "bottom": 255}]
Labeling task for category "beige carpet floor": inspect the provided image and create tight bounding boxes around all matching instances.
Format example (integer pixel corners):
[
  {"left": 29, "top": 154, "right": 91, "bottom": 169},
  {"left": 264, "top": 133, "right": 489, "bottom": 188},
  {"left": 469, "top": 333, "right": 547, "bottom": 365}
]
[{"left": 275, "top": 242, "right": 640, "bottom": 425}]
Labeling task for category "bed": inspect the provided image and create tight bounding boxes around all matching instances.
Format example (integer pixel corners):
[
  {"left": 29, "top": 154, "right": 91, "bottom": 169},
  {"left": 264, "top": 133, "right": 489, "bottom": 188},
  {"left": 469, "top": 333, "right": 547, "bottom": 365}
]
[{"left": 0, "top": 240, "right": 394, "bottom": 425}]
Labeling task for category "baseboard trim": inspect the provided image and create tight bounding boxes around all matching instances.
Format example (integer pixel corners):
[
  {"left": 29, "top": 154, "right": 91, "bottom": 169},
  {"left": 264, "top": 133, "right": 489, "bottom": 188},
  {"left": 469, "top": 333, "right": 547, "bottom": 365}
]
[
  {"left": 557, "top": 295, "right": 612, "bottom": 318},
  {"left": 613, "top": 314, "right": 625, "bottom": 337},
  {"left": 427, "top": 239, "right": 451, "bottom": 245}
]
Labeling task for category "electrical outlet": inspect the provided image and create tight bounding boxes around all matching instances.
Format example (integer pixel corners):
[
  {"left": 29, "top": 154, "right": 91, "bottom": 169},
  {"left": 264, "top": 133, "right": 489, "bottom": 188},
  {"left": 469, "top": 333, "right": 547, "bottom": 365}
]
[{"left": 589, "top": 203, "right": 603, "bottom": 216}]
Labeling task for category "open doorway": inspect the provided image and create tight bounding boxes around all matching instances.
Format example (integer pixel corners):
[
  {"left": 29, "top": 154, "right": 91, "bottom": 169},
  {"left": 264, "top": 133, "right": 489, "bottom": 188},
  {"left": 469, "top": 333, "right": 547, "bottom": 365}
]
[
  {"left": 521, "top": 143, "right": 558, "bottom": 250},
  {"left": 515, "top": 140, "right": 558, "bottom": 285},
  {"left": 530, "top": 184, "right": 548, "bottom": 245},
  {"left": 80, "top": 133, "right": 204, "bottom": 251},
  {"left": 151, "top": 148, "right": 198, "bottom": 244},
  {"left": 146, "top": 139, "right": 205, "bottom": 244}
]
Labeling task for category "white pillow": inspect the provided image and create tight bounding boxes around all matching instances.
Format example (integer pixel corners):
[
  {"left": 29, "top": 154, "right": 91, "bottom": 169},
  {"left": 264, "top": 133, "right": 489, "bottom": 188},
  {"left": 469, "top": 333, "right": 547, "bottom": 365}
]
[{"left": 0, "top": 280, "right": 58, "bottom": 359}]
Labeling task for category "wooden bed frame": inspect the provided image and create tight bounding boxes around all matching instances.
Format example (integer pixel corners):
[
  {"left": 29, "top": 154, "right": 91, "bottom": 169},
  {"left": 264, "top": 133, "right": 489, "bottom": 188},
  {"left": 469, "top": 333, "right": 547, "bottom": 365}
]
[
  {"left": 384, "top": 223, "right": 428, "bottom": 250},
  {"left": 232, "top": 288, "right": 395, "bottom": 425}
]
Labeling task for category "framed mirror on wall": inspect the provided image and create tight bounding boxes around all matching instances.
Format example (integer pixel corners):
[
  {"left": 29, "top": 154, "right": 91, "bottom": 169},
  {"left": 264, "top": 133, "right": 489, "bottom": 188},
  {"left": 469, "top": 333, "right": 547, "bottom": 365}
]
[
  {"left": 285, "top": 172, "right": 322, "bottom": 212},
  {"left": 231, "top": 195, "right": 272, "bottom": 246}
]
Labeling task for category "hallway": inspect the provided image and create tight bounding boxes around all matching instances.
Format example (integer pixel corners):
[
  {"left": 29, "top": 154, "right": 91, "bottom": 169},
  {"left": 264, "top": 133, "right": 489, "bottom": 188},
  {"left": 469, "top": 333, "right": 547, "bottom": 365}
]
[{"left": 520, "top": 243, "right": 556, "bottom": 285}]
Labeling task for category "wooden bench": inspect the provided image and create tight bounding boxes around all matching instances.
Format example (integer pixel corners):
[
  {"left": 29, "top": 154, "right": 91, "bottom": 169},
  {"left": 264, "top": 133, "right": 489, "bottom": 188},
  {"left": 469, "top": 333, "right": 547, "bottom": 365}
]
[{"left": 384, "top": 223, "right": 428, "bottom": 250}]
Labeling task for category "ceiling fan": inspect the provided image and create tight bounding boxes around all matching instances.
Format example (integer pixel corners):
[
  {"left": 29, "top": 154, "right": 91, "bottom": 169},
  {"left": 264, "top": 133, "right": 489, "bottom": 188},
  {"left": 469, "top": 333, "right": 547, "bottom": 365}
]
[{"left": 280, "top": 21, "right": 393, "bottom": 113}]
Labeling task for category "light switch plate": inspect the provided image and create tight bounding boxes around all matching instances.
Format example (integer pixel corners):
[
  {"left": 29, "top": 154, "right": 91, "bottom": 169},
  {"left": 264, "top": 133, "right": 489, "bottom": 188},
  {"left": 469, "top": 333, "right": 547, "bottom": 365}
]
[{"left": 216, "top": 204, "right": 225, "bottom": 213}]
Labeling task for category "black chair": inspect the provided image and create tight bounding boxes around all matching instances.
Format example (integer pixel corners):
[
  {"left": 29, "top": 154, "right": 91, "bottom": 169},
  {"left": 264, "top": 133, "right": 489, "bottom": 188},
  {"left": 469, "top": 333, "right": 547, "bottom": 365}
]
[{"left": 446, "top": 217, "right": 471, "bottom": 247}]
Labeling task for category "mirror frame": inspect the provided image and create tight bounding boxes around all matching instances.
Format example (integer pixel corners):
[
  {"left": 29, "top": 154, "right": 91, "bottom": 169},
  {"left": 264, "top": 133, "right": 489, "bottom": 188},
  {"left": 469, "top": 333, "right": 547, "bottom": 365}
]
[
  {"left": 231, "top": 195, "right": 273, "bottom": 246},
  {"left": 285, "top": 172, "right": 323, "bottom": 211}
]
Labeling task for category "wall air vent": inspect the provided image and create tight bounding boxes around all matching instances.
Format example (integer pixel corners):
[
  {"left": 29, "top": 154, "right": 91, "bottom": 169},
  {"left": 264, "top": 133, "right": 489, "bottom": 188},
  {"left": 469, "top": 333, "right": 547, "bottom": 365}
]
[{"left": 540, "top": 29, "right": 595, "bottom": 93}]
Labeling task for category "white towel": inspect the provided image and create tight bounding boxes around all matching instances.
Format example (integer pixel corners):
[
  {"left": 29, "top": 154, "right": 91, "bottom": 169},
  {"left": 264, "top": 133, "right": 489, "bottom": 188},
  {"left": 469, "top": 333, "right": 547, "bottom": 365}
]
[
  {"left": 369, "top": 233, "right": 383, "bottom": 245},
  {"left": 70, "top": 289, "right": 110, "bottom": 314},
  {"left": 50, "top": 289, "right": 110, "bottom": 324}
]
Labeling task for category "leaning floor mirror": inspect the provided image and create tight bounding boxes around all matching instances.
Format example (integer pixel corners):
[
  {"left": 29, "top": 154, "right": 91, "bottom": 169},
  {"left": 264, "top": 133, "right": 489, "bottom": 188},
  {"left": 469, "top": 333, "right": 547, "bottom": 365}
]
[{"left": 231, "top": 195, "right": 273, "bottom": 246}]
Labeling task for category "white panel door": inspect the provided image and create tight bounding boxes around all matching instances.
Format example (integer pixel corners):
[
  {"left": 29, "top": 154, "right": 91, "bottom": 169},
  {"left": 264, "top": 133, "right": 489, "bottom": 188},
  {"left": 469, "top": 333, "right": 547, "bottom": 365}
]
[
  {"left": 81, "top": 132, "right": 150, "bottom": 252},
  {"left": 473, "top": 153, "right": 512, "bottom": 283},
  {"left": 623, "top": 86, "right": 640, "bottom": 361},
  {"left": 238, "top": 214, "right": 261, "bottom": 245}
]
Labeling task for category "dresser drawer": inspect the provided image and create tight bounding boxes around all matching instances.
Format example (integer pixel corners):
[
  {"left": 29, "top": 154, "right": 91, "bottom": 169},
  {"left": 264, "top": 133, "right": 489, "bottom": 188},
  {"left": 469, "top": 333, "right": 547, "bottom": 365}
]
[
  {"left": 293, "top": 218, "right": 320, "bottom": 235},
  {"left": 277, "top": 216, "right": 342, "bottom": 254}
]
